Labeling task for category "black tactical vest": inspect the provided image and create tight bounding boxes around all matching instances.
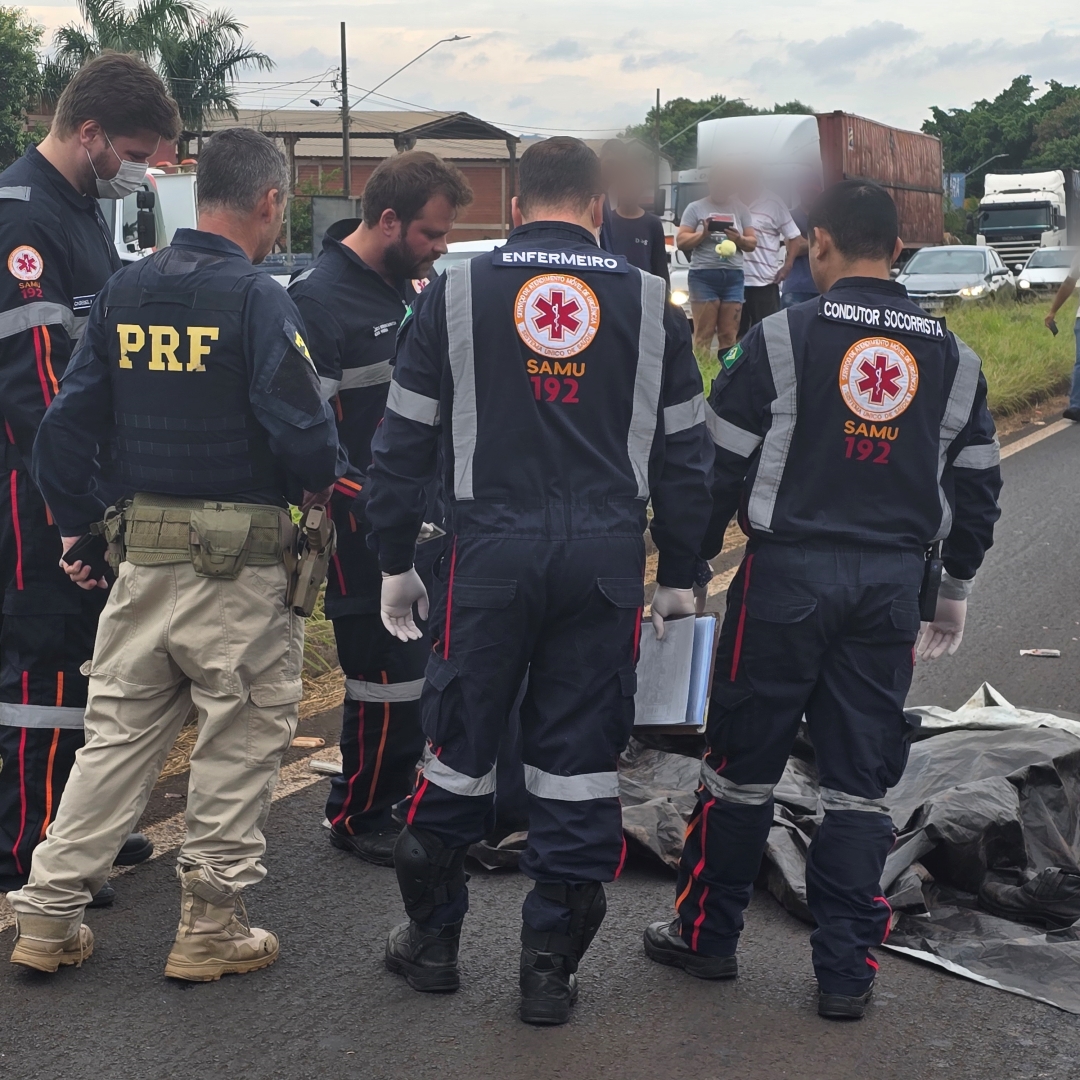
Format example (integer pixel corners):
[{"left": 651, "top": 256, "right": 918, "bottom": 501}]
[{"left": 103, "top": 246, "right": 278, "bottom": 499}]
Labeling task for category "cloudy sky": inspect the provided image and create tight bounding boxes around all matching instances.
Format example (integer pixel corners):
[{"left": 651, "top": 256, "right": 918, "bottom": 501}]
[{"left": 23, "top": 0, "right": 1080, "bottom": 135}]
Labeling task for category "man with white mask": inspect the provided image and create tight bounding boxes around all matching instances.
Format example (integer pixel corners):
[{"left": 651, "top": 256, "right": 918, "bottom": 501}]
[{"left": 0, "top": 52, "right": 181, "bottom": 903}]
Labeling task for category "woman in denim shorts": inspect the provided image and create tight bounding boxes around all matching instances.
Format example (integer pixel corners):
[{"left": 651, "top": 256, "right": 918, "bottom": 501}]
[{"left": 677, "top": 169, "right": 756, "bottom": 355}]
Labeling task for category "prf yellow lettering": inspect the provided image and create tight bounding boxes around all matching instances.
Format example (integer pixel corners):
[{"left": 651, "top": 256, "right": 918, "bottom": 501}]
[
  {"left": 186, "top": 326, "right": 218, "bottom": 372},
  {"left": 148, "top": 325, "right": 182, "bottom": 371},
  {"left": 117, "top": 324, "right": 145, "bottom": 369}
]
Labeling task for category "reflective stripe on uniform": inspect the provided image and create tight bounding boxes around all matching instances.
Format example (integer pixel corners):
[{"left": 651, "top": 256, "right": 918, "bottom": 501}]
[
  {"left": 339, "top": 360, "right": 393, "bottom": 391},
  {"left": 319, "top": 376, "right": 341, "bottom": 401},
  {"left": 0, "top": 186, "right": 30, "bottom": 201},
  {"left": 627, "top": 272, "right": 667, "bottom": 499},
  {"left": 705, "top": 401, "right": 764, "bottom": 457},
  {"left": 345, "top": 677, "right": 425, "bottom": 702},
  {"left": 288, "top": 266, "right": 317, "bottom": 286},
  {"left": 699, "top": 761, "right": 775, "bottom": 805},
  {"left": 933, "top": 335, "right": 984, "bottom": 541},
  {"left": 0, "top": 302, "right": 76, "bottom": 342},
  {"left": 819, "top": 786, "right": 890, "bottom": 815},
  {"left": 445, "top": 263, "right": 477, "bottom": 500},
  {"left": 421, "top": 744, "right": 496, "bottom": 797},
  {"left": 663, "top": 393, "right": 705, "bottom": 435},
  {"left": 953, "top": 437, "right": 1000, "bottom": 470},
  {"left": 386, "top": 379, "right": 441, "bottom": 426},
  {"left": 0, "top": 702, "right": 86, "bottom": 730},
  {"left": 746, "top": 310, "right": 798, "bottom": 532},
  {"left": 523, "top": 763, "right": 620, "bottom": 801},
  {"left": 72, "top": 314, "right": 88, "bottom": 344}
]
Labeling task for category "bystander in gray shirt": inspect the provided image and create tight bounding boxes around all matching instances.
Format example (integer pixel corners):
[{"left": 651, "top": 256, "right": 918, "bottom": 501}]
[{"left": 680, "top": 197, "right": 754, "bottom": 271}]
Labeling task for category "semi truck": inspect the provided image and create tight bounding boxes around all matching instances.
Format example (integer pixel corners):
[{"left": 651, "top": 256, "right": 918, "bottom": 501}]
[
  {"left": 668, "top": 112, "right": 944, "bottom": 254},
  {"left": 976, "top": 169, "right": 1080, "bottom": 268}
]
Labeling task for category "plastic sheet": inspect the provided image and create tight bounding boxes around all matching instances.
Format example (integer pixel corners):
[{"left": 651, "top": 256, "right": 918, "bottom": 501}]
[{"left": 618, "top": 683, "right": 1080, "bottom": 1012}]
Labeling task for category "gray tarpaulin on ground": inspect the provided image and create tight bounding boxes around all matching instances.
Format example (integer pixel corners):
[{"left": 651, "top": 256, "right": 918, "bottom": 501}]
[{"left": 619, "top": 683, "right": 1080, "bottom": 1013}]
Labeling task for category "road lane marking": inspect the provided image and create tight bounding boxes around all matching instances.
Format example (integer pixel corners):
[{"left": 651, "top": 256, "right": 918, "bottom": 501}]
[{"left": 1001, "top": 418, "right": 1072, "bottom": 460}]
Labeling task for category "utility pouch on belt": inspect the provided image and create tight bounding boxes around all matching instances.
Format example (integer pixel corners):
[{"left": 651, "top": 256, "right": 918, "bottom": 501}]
[
  {"left": 121, "top": 494, "right": 290, "bottom": 580},
  {"left": 287, "top": 505, "right": 337, "bottom": 617},
  {"left": 92, "top": 504, "right": 127, "bottom": 572},
  {"left": 919, "top": 541, "right": 943, "bottom": 622}
]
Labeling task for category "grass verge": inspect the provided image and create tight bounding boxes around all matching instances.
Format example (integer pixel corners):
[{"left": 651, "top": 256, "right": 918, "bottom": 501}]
[{"left": 694, "top": 295, "right": 1078, "bottom": 417}]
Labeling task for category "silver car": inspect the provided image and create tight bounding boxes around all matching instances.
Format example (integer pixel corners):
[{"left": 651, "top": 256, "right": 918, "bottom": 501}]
[
  {"left": 1016, "top": 248, "right": 1077, "bottom": 298},
  {"left": 896, "top": 245, "right": 1015, "bottom": 314}
]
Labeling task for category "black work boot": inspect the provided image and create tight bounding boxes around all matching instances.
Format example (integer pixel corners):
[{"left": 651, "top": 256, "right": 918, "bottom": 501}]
[
  {"left": 818, "top": 983, "right": 874, "bottom": 1020},
  {"left": 643, "top": 918, "right": 738, "bottom": 980},
  {"left": 330, "top": 825, "right": 401, "bottom": 867},
  {"left": 114, "top": 832, "right": 154, "bottom": 866},
  {"left": 979, "top": 866, "right": 1080, "bottom": 930},
  {"left": 519, "top": 948, "right": 579, "bottom": 1025},
  {"left": 384, "top": 919, "right": 462, "bottom": 992}
]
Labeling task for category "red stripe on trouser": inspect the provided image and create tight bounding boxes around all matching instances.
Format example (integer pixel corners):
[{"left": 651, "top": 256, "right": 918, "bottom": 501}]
[
  {"left": 729, "top": 553, "right": 754, "bottom": 680},
  {"left": 9, "top": 470, "right": 23, "bottom": 590},
  {"left": 11, "top": 727, "right": 28, "bottom": 875},
  {"left": 874, "top": 894, "right": 893, "bottom": 943},
  {"left": 331, "top": 552, "right": 346, "bottom": 594},
  {"left": 362, "top": 671, "right": 391, "bottom": 814},
  {"left": 614, "top": 835, "right": 628, "bottom": 879},
  {"left": 331, "top": 697, "right": 365, "bottom": 832},
  {"left": 32, "top": 327, "right": 52, "bottom": 407},
  {"left": 866, "top": 957, "right": 879, "bottom": 971},
  {"left": 407, "top": 777, "right": 430, "bottom": 826},
  {"left": 688, "top": 796, "right": 717, "bottom": 951},
  {"left": 632, "top": 606, "right": 642, "bottom": 663},
  {"left": 442, "top": 538, "right": 458, "bottom": 660}
]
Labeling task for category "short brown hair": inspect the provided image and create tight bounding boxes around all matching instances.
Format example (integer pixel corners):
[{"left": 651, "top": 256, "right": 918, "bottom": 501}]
[
  {"left": 360, "top": 150, "right": 473, "bottom": 228},
  {"left": 518, "top": 137, "right": 601, "bottom": 215},
  {"left": 53, "top": 52, "right": 181, "bottom": 141}
]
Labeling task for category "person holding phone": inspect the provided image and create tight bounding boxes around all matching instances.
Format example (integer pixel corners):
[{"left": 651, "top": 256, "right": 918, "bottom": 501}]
[
  {"left": 1045, "top": 250, "right": 1080, "bottom": 422},
  {"left": 677, "top": 167, "right": 756, "bottom": 354}
]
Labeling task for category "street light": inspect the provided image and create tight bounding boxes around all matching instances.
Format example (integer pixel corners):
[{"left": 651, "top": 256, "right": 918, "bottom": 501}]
[
  {"left": 964, "top": 152, "right": 1007, "bottom": 179},
  {"left": 351, "top": 35, "right": 471, "bottom": 111}
]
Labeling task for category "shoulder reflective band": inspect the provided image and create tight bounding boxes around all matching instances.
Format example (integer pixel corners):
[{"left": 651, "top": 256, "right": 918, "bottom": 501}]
[
  {"left": 338, "top": 359, "right": 393, "bottom": 391},
  {"left": 445, "top": 262, "right": 477, "bottom": 500},
  {"left": 523, "top": 764, "right": 620, "bottom": 801},
  {"left": 0, "top": 186, "right": 31, "bottom": 201},
  {"left": 627, "top": 271, "right": 667, "bottom": 499},
  {"left": 72, "top": 314, "right": 88, "bottom": 343},
  {"left": 819, "top": 786, "right": 890, "bottom": 815},
  {"left": 699, "top": 761, "right": 775, "bottom": 805},
  {"left": 933, "top": 334, "right": 984, "bottom": 541},
  {"left": 953, "top": 437, "right": 1000, "bottom": 470},
  {"left": 345, "top": 677, "right": 425, "bottom": 702},
  {"left": 663, "top": 393, "right": 705, "bottom": 435},
  {"left": 386, "top": 379, "right": 440, "bottom": 426},
  {"left": 421, "top": 744, "right": 496, "bottom": 797},
  {"left": 746, "top": 310, "right": 797, "bottom": 532},
  {"left": 0, "top": 702, "right": 86, "bottom": 730},
  {"left": 0, "top": 302, "right": 76, "bottom": 341},
  {"left": 705, "top": 400, "right": 763, "bottom": 458}
]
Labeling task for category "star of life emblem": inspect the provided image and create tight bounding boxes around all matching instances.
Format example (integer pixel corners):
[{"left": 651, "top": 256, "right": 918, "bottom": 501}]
[
  {"left": 515, "top": 274, "right": 600, "bottom": 359},
  {"left": 839, "top": 336, "right": 919, "bottom": 422},
  {"left": 7, "top": 245, "right": 43, "bottom": 282}
]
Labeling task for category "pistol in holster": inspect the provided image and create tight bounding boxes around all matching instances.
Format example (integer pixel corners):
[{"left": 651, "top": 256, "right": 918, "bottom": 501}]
[
  {"left": 287, "top": 505, "right": 337, "bottom": 617},
  {"left": 92, "top": 503, "right": 129, "bottom": 572},
  {"left": 918, "top": 541, "right": 943, "bottom": 622}
]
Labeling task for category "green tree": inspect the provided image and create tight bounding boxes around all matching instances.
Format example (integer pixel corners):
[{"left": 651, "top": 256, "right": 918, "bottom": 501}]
[
  {"left": 0, "top": 6, "right": 42, "bottom": 169},
  {"left": 43, "top": 0, "right": 271, "bottom": 146},
  {"left": 625, "top": 95, "right": 815, "bottom": 170}
]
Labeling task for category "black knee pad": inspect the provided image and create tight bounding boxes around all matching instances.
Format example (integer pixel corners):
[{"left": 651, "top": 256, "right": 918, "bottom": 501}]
[
  {"left": 521, "top": 881, "right": 607, "bottom": 969},
  {"left": 393, "top": 825, "right": 468, "bottom": 923}
]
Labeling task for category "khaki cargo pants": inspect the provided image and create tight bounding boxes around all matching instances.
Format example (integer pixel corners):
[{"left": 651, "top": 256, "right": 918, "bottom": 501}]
[{"left": 6, "top": 559, "right": 303, "bottom": 921}]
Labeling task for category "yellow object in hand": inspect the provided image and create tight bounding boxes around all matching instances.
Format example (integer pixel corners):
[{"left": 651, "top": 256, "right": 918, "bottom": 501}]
[{"left": 715, "top": 239, "right": 737, "bottom": 258}]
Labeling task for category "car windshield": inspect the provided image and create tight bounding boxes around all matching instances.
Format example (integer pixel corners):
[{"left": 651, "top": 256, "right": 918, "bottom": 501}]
[
  {"left": 1026, "top": 249, "right": 1076, "bottom": 269},
  {"left": 431, "top": 249, "right": 500, "bottom": 275},
  {"left": 904, "top": 250, "right": 987, "bottom": 275}
]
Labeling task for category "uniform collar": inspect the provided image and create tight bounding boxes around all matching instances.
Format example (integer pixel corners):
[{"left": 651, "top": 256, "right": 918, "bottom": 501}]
[
  {"left": 321, "top": 233, "right": 409, "bottom": 300},
  {"left": 507, "top": 221, "right": 601, "bottom": 247},
  {"left": 170, "top": 228, "right": 251, "bottom": 261},
  {"left": 829, "top": 275, "right": 908, "bottom": 298},
  {"left": 25, "top": 144, "right": 98, "bottom": 213}
]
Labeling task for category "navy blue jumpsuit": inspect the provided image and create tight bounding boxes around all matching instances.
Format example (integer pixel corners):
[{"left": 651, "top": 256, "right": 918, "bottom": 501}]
[
  {"left": 677, "top": 277, "right": 1002, "bottom": 995},
  {"left": 365, "top": 222, "right": 714, "bottom": 931}
]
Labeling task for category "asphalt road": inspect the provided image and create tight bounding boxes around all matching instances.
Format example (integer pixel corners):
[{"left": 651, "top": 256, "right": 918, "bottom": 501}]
[{"left": 3, "top": 420, "right": 1080, "bottom": 1080}]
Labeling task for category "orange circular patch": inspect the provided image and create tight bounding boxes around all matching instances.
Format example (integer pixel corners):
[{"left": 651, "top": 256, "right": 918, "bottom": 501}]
[
  {"left": 7, "top": 245, "right": 43, "bottom": 282},
  {"left": 514, "top": 274, "right": 600, "bottom": 360},
  {"left": 839, "top": 337, "right": 919, "bottom": 422}
]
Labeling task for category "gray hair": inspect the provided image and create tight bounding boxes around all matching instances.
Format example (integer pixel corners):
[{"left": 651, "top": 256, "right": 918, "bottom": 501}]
[{"left": 197, "top": 128, "right": 289, "bottom": 214}]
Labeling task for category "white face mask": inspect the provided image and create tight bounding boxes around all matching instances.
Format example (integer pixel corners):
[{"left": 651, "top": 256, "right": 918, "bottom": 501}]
[{"left": 88, "top": 132, "right": 148, "bottom": 199}]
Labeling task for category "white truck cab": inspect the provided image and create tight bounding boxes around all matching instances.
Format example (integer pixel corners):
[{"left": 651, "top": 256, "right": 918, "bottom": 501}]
[{"left": 98, "top": 165, "right": 198, "bottom": 262}]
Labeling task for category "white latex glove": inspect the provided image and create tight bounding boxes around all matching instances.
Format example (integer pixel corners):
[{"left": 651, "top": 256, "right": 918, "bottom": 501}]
[
  {"left": 915, "top": 596, "right": 967, "bottom": 660},
  {"left": 380, "top": 568, "right": 429, "bottom": 642},
  {"left": 650, "top": 585, "right": 695, "bottom": 640}
]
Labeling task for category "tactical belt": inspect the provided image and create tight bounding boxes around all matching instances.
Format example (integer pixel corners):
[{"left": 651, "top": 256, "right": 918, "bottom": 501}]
[{"left": 104, "top": 493, "right": 294, "bottom": 580}]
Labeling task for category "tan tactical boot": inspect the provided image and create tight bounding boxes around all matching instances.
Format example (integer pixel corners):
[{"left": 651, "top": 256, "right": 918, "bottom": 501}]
[
  {"left": 10, "top": 913, "right": 94, "bottom": 973},
  {"left": 163, "top": 868, "right": 279, "bottom": 982}
]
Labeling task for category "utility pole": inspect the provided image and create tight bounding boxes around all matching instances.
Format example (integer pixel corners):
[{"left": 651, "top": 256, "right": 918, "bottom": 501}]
[
  {"left": 654, "top": 88, "right": 662, "bottom": 210},
  {"left": 340, "top": 21, "right": 351, "bottom": 199}
]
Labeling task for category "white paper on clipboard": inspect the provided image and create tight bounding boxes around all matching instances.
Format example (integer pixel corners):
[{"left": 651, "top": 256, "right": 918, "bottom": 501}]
[{"left": 633, "top": 614, "right": 718, "bottom": 727}]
